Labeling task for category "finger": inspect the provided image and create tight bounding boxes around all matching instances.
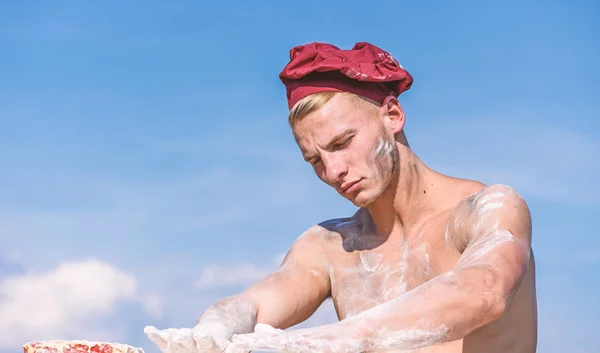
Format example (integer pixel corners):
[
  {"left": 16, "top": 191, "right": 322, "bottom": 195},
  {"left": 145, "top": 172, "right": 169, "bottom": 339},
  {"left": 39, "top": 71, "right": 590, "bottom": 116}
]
[
  {"left": 178, "top": 329, "right": 217, "bottom": 352},
  {"left": 231, "top": 333, "right": 268, "bottom": 350},
  {"left": 193, "top": 336, "right": 218, "bottom": 352},
  {"left": 254, "top": 323, "right": 282, "bottom": 334},
  {"left": 224, "top": 342, "right": 251, "bottom": 353},
  {"left": 229, "top": 334, "right": 253, "bottom": 347},
  {"left": 170, "top": 328, "right": 196, "bottom": 351},
  {"left": 143, "top": 326, "right": 169, "bottom": 351},
  {"left": 283, "top": 336, "right": 321, "bottom": 353},
  {"left": 159, "top": 328, "right": 182, "bottom": 350},
  {"left": 250, "top": 337, "right": 287, "bottom": 352}
]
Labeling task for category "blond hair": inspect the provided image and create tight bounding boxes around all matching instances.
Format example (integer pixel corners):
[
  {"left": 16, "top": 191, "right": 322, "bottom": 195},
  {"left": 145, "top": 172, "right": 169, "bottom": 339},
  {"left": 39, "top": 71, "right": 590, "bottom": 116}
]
[
  {"left": 288, "top": 91, "right": 379, "bottom": 130},
  {"left": 288, "top": 91, "right": 338, "bottom": 128}
]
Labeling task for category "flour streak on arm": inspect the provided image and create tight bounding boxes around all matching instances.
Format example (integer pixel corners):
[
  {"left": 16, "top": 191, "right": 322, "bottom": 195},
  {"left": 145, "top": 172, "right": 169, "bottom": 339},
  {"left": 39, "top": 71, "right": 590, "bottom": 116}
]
[
  {"left": 319, "top": 184, "right": 534, "bottom": 352},
  {"left": 452, "top": 184, "right": 533, "bottom": 302}
]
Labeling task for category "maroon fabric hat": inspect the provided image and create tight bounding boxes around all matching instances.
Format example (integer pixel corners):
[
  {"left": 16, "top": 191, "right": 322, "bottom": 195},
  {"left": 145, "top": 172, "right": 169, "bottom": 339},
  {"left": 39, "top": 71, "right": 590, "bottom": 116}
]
[{"left": 279, "top": 42, "right": 413, "bottom": 109}]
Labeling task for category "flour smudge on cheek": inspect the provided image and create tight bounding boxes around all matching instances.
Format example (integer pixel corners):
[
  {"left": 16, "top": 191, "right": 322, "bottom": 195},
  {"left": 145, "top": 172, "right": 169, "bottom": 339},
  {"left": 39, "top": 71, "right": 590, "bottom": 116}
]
[
  {"left": 373, "top": 137, "right": 394, "bottom": 157},
  {"left": 370, "top": 136, "right": 396, "bottom": 182}
]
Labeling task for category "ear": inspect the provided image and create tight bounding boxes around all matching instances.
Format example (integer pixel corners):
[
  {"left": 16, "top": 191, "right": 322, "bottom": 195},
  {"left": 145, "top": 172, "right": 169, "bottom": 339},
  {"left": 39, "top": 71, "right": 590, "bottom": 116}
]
[{"left": 382, "top": 96, "right": 405, "bottom": 134}]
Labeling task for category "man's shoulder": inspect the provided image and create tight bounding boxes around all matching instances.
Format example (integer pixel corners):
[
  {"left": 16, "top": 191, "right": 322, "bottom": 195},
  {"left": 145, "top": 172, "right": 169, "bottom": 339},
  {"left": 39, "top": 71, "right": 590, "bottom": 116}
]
[
  {"left": 446, "top": 182, "right": 529, "bottom": 250},
  {"left": 460, "top": 183, "right": 525, "bottom": 211},
  {"left": 280, "top": 216, "right": 357, "bottom": 270},
  {"left": 445, "top": 178, "right": 523, "bottom": 209},
  {"left": 290, "top": 214, "right": 361, "bottom": 248}
]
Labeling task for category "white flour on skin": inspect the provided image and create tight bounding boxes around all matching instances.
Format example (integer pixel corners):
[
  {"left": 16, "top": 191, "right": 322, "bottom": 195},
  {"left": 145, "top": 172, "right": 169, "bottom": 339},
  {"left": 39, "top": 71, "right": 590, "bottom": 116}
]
[
  {"left": 478, "top": 198, "right": 504, "bottom": 214},
  {"left": 339, "top": 217, "right": 421, "bottom": 301},
  {"left": 442, "top": 185, "right": 529, "bottom": 310},
  {"left": 336, "top": 278, "right": 452, "bottom": 351},
  {"left": 360, "top": 252, "right": 383, "bottom": 272},
  {"left": 459, "top": 185, "right": 530, "bottom": 269},
  {"left": 446, "top": 185, "right": 517, "bottom": 249},
  {"left": 336, "top": 229, "right": 431, "bottom": 317},
  {"left": 292, "top": 292, "right": 450, "bottom": 352},
  {"left": 471, "top": 192, "right": 506, "bottom": 235},
  {"left": 455, "top": 229, "right": 518, "bottom": 269},
  {"left": 374, "top": 137, "right": 394, "bottom": 158},
  {"left": 145, "top": 299, "right": 256, "bottom": 353},
  {"left": 366, "top": 325, "right": 450, "bottom": 352},
  {"left": 233, "top": 322, "right": 368, "bottom": 353},
  {"left": 423, "top": 253, "right": 431, "bottom": 277}
]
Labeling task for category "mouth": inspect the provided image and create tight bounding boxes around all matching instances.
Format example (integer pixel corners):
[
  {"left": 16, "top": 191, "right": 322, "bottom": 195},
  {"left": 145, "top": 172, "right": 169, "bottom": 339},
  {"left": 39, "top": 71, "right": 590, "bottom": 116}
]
[{"left": 340, "top": 179, "right": 362, "bottom": 194}]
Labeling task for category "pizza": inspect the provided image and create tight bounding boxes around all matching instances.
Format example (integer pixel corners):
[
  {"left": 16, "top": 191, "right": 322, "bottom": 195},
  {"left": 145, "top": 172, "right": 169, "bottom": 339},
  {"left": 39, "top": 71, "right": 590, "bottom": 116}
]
[{"left": 23, "top": 341, "right": 145, "bottom": 353}]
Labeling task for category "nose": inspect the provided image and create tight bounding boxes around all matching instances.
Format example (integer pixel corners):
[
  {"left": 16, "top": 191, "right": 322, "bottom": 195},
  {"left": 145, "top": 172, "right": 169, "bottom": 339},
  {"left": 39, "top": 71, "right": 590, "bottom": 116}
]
[{"left": 322, "top": 153, "right": 348, "bottom": 185}]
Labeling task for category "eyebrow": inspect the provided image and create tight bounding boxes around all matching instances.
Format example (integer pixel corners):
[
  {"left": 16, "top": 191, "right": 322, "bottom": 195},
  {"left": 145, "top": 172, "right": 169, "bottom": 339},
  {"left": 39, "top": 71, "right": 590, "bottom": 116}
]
[{"left": 303, "top": 129, "right": 357, "bottom": 162}]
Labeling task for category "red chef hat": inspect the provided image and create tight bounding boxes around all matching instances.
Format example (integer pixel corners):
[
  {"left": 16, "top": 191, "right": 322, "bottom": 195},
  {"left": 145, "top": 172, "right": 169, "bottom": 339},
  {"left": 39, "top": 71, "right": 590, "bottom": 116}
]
[{"left": 279, "top": 42, "right": 413, "bottom": 110}]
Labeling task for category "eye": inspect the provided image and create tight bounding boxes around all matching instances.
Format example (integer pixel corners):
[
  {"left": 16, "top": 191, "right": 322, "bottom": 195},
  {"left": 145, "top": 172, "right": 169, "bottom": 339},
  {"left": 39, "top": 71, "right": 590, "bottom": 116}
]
[
  {"left": 309, "top": 157, "right": 322, "bottom": 166},
  {"left": 334, "top": 136, "right": 353, "bottom": 150}
]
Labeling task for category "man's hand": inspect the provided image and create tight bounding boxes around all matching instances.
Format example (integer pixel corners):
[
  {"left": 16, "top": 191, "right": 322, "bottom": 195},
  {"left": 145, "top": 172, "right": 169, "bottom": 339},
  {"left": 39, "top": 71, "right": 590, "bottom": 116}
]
[
  {"left": 144, "top": 325, "right": 250, "bottom": 353},
  {"left": 231, "top": 323, "right": 367, "bottom": 353}
]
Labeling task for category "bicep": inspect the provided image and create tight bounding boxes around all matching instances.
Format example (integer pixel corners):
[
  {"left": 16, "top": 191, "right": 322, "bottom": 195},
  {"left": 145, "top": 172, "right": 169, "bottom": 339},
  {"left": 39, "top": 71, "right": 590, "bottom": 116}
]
[
  {"left": 243, "top": 229, "right": 331, "bottom": 329},
  {"left": 453, "top": 185, "right": 533, "bottom": 299}
]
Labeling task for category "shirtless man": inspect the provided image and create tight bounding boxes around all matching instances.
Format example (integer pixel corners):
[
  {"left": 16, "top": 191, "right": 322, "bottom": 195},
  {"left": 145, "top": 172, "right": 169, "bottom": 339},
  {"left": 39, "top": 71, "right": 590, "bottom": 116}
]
[{"left": 145, "top": 42, "right": 537, "bottom": 352}]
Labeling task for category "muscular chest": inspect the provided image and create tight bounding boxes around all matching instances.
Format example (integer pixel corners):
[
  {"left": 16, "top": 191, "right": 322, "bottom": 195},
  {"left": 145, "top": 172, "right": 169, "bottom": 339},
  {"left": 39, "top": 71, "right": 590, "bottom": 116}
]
[{"left": 329, "top": 237, "right": 455, "bottom": 319}]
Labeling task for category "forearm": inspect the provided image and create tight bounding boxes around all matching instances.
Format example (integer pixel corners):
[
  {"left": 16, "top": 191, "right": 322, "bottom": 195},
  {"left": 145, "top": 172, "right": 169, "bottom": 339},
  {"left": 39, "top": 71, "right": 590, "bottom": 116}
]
[
  {"left": 347, "top": 269, "right": 505, "bottom": 351},
  {"left": 195, "top": 294, "right": 258, "bottom": 340}
]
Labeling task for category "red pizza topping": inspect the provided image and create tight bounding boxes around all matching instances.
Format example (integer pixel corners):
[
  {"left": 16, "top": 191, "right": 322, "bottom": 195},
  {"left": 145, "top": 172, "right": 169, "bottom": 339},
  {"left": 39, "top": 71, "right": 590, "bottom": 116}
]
[
  {"left": 90, "top": 344, "right": 113, "bottom": 353},
  {"left": 64, "top": 343, "right": 89, "bottom": 353}
]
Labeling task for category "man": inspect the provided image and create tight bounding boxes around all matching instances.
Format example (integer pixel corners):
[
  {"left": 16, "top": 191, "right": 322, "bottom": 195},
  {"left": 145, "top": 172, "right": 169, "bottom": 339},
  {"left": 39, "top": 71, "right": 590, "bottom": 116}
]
[{"left": 145, "top": 42, "right": 537, "bottom": 353}]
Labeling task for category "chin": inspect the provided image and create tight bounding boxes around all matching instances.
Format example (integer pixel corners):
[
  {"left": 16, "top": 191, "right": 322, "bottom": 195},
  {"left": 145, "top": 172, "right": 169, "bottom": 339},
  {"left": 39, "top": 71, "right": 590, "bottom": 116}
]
[
  {"left": 356, "top": 182, "right": 391, "bottom": 206},
  {"left": 348, "top": 190, "right": 378, "bottom": 208}
]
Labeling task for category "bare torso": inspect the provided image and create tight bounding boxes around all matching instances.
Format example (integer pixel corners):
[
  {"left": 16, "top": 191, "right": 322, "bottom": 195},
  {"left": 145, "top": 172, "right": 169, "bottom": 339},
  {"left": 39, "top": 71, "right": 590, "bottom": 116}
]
[
  {"left": 145, "top": 180, "right": 538, "bottom": 353},
  {"left": 314, "top": 181, "right": 537, "bottom": 353}
]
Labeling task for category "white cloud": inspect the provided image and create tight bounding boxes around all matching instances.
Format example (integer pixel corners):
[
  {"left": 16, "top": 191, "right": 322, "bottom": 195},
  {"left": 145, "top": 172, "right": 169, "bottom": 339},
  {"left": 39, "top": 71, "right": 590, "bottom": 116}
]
[
  {"left": 141, "top": 294, "right": 164, "bottom": 320},
  {"left": 0, "top": 259, "right": 160, "bottom": 349}
]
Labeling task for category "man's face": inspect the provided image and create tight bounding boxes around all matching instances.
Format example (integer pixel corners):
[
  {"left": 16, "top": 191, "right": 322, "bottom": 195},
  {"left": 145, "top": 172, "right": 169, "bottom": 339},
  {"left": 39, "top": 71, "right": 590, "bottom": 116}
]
[{"left": 293, "top": 94, "right": 400, "bottom": 207}]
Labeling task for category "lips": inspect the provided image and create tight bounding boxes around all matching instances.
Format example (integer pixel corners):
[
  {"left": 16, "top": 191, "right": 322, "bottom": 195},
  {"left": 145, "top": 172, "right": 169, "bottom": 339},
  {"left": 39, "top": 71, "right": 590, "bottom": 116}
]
[{"left": 340, "top": 179, "right": 361, "bottom": 194}]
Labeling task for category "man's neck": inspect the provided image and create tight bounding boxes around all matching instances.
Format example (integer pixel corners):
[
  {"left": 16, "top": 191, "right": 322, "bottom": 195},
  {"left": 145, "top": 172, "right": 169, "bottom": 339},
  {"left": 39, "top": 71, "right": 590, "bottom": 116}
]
[{"left": 365, "top": 150, "right": 440, "bottom": 239}]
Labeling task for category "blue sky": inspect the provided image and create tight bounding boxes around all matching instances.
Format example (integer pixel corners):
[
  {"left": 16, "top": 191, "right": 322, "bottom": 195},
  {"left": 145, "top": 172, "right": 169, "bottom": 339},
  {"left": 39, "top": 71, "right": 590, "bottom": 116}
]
[{"left": 0, "top": 1, "right": 598, "bottom": 352}]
